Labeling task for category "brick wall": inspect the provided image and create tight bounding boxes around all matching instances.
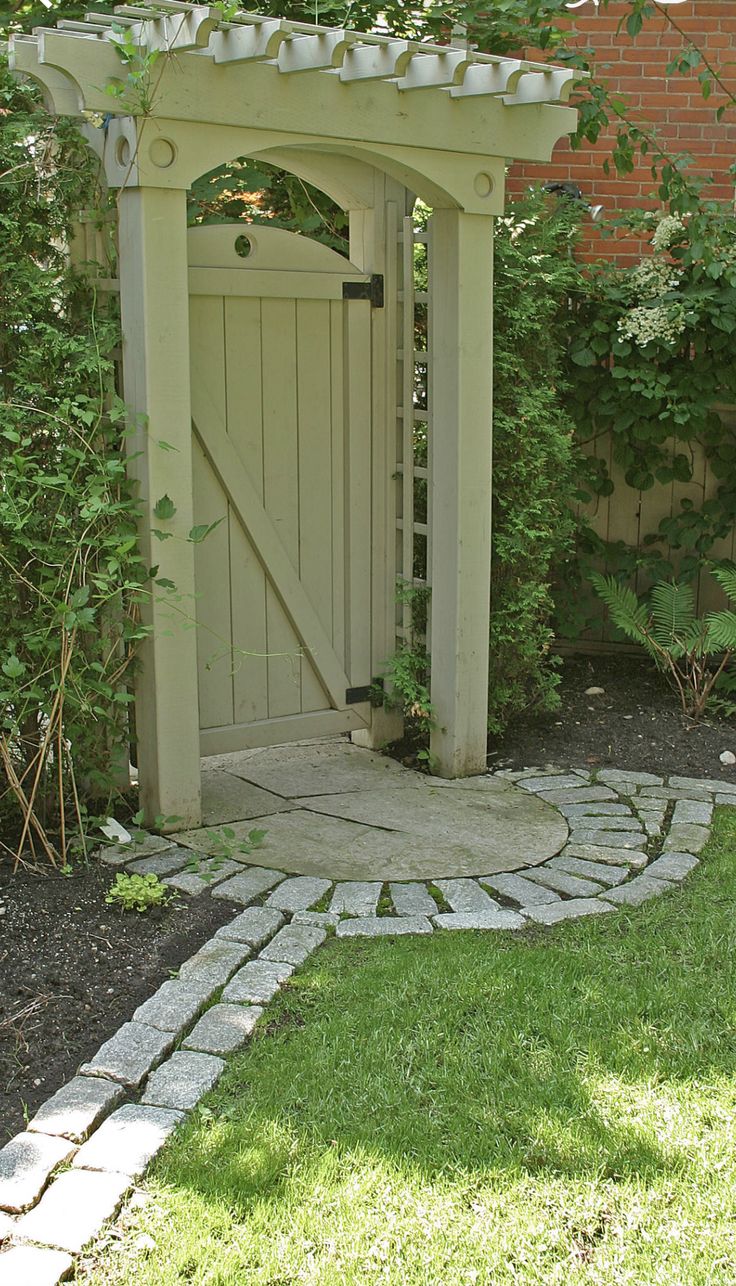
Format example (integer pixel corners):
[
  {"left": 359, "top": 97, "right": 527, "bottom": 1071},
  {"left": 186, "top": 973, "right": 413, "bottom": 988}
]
[{"left": 506, "top": 0, "right": 736, "bottom": 264}]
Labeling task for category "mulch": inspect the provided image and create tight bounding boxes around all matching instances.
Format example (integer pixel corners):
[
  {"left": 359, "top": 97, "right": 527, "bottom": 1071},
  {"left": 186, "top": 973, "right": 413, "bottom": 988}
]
[{"left": 2, "top": 651, "right": 735, "bottom": 1146}]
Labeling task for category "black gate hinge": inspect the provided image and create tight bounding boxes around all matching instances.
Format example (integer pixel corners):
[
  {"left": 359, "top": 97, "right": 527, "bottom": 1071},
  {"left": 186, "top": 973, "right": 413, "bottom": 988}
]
[
  {"left": 346, "top": 677, "right": 385, "bottom": 707},
  {"left": 343, "top": 274, "right": 384, "bottom": 308}
]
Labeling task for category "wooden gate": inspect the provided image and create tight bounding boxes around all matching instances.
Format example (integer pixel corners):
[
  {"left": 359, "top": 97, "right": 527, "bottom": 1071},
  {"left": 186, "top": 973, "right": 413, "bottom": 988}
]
[{"left": 187, "top": 223, "right": 374, "bottom": 755}]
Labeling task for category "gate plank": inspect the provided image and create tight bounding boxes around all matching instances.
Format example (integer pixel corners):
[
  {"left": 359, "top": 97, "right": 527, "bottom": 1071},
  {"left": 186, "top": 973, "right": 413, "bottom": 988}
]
[{"left": 191, "top": 373, "right": 352, "bottom": 713}]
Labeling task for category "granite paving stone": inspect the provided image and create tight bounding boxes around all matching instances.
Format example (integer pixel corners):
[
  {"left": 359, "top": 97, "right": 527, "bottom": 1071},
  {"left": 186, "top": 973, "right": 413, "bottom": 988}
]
[
  {"left": 432, "top": 910, "right": 525, "bottom": 931},
  {"left": 329, "top": 881, "right": 383, "bottom": 917},
  {"left": 640, "top": 818, "right": 662, "bottom": 837},
  {"left": 13, "top": 1169, "right": 131, "bottom": 1254},
  {"left": 481, "top": 873, "right": 560, "bottom": 905},
  {"left": 549, "top": 855, "right": 629, "bottom": 887},
  {"left": 163, "top": 871, "right": 212, "bottom": 896},
  {"left": 214, "top": 906, "right": 285, "bottom": 948},
  {"left": 522, "top": 867, "right": 604, "bottom": 897},
  {"left": 0, "top": 1246, "right": 74, "bottom": 1285},
  {"left": 126, "top": 846, "right": 196, "bottom": 877},
  {"left": 72, "top": 1104, "right": 183, "bottom": 1179},
  {"left": 212, "top": 867, "right": 286, "bottom": 904},
  {"left": 671, "top": 799, "right": 713, "bottom": 826},
  {"left": 668, "top": 775, "right": 736, "bottom": 794},
  {"left": 390, "top": 882, "right": 441, "bottom": 917},
  {"left": 265, "top": 875, "right": 332, "bottom": 913},
  {"left": 566, "top": 829, "right": 646, "bottom": 850},
  {"left": 638, "top": 785, "right": 713, "bottom": 802},
  {"left": 563, "top": 843, "right": 648, "bottom": 869},
  {"left": 597, "top": 769, "right": 663, "bottom": 787},
  {"left": 99, "top": 834, "right": 173, "bottom": 867},
  {"left": 665, "top": 823, "right": 711, "bottom": 854},
  {"left": 645, "top": 851, "right": 700, "bottom": 882},
  {"left": 602, "top": 875, "right": 676, "bottom": 907},
  {"left": 0, "top": 1132, "right": 76, "bottom": 1214},
  {"left": 535, "top": 786, "right": 618, "bottom": 806},
  {"left": 335, "top": 916, "right": 433, "bottom": 938},
  {"left": 79, "top": 1022, "right": 175, "bottom": 1088},
  {"left": 518, "top": 774, "right": 591, "bottom": 793},
  {"left": 524, "top": 898, "right": 614, "bottom": 925},
  {"left": 291, "top": 910, "right": 341, "bottom": 927},
  {"left": 27, "top": 1076, "right": 125, "bottom": 1144},
  {"left": 716, "top": 793, "right": 736, "bottom": 805},
  {"left": 567, "top": 816, "right": 643, "bottom": 833},
  {"left": 132, "top": 980, "right": 213, "bottom": 1035},
  {"left": 183, "top": 1004, "right": 264, "bottom": 1055},
  {"left": 164, "top": 858, "right": 241, "bottom": 895},
  {"left": 259, "top": 924, "right": 326, "bottom": 966},
  {"left": 141, "top": 1052, "right": 225, "bottom": 1112},
  {"left": 177, "top": 939, "right": 251, "bottom": 988},
  {"left": 221, "top": 959, "right": 294, "bottom": 1004},
  {"left": 434, "top": 879, "right": 500, "bottom": 913},
  {"left": 557, "top": 802, "right": 633, "bottom": 819}
]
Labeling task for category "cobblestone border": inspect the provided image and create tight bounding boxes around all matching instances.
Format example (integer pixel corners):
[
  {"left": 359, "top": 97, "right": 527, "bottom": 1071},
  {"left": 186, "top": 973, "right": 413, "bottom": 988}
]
[{"left": 1, "top": 766, "right": 733, "bottom": 1283}]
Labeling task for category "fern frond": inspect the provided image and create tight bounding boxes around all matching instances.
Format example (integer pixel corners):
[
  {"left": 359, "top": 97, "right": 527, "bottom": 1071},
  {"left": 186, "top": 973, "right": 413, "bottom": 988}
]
[
  {"left": 649, "top": 581, "right": 696, "bottom": 649},
  {"left": 589, "top": 573, "right": 650, "bottom": 646},
  {"left": 711, "top": 562, "right": 736, "bottom": 607},
  {"left": 705, "top": 610, "right": 736, "bottom": 652}
]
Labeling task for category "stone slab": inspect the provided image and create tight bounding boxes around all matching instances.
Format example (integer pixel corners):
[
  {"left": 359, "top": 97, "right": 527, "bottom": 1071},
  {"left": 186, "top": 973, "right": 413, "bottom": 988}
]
[
  {"left": 215, "top": 906, "right": 285, "bottom": 948},
  {"left": 259, "top": 925, "right": 326, "bottom": 966},
  {"left": 98, "top": 833, "right": 173, "bottom": 867},
  {"left": 716, "top": 793, "right": 736, "bottom": 805},
  {"left": 126, "top": 846, "right": 195, "bottom": 877},
  {"left": 221, "top": 960, "right": 294, "bottom": 1005},
  {"left": 434, "top": 879, "right": 500, "bottom": 913},
  {"left": 335, "top": 916, "right": 433, "bottom": 938},
  {"left": 79, "top": 1022, "right": 175, "bottom": 1088},
  {"left": 73, "top": 1104, "right": 183, "bottom": 1179},
  {"left": 671, "top": 799, "right": 713, "bottom": 826},
  {"left": 566, "top": 830, "right": 646, "bottom": 850},
  {"left": 549, "top": 855, "right": 628, "bottom": 887},
  {"left": 558, "top": 802, "right": 633, "bottom": 819},
  {"left": 132, "top": 980, "right": 213, "bottom": 1035},
  {"left": 178, "top": 940, "right": 251, "bottom": 988},
  {"left": 265, "top": 876, "right": 332, "bottom": 913},
  {"left": 141, "top": 1052, "right": 225, "bottom": 1112},
  {"left": 183, "top": 1004, "right": 263, "bottom": 1055},
  {"left": 668, "top": 775, "right": 736, "bottom": 794},
  {"left": 432, "top": 910, "right": 525, "bottom": 931},
  {"left": 638, "top": 786, "right": 713, "bottom": 802},
  {"left": 597, "top": 769, "right": 663, "bottom": 786},
  {"left": 522, "top": 866, "right": 604, "bottom": 897},
  {"left": 291, "top": 910, "right": 341, "bottom": 927},
  {"left": 482, "top": 872, "right": 560, "bottom": 905},
  {"left": 567, "top": 817, "right": 644, "bottom": 833},
  {"left": 535, "top": 786, "right": 618, "bottom": 806},
  {"left": 211, "top": 867, "right": 286, "bottom": 904},
  {"left": 27, "top": 1076, "right": 125, "bottom": 1144},
  {"left": 524, "top": 898, "right": 614, "bottom": 925},
  {"left": 518, "top": 774, "right": 591, "bottom": 793},
  {"left": 602, "top": 875, "right": 675, "bottom": 907},
  {"left": 13, "top": 1169, "right": 131, "bottom": 1253},
  {"left": 389, "top": 882, "right": 439, "bottom": 918},
  {"left": 665, "top": 823, "right": 710, "bottom": 854},
  {"left": 0, "top": 1133, "right": 76, "bottom": 1214},
  {"left": 644, "top": 851, "right": 700, "bottom": 882},
  {"left": 211, "top": 740, "right": 416, "bottom": 797},
  {"left": 329, "top": 881, "right": 383, "bottom": 917},
  {"left": 200, "top": 768, "right": 296, "bottom": 825},
  {"left": 563, "top": 844, "right": 648, "bottom": 869},
  {"left": 0, "top": 1246, "right": 74, "bottom": 1285}
]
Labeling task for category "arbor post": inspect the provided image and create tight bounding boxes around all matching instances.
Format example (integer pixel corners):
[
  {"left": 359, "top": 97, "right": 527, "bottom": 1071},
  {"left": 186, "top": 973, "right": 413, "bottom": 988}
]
[
  {"left": 428, "top": 209, "right": 494, "bottom": 778},
  {"left": 118, "top": 185, "right": 202, "bottom": 828}
]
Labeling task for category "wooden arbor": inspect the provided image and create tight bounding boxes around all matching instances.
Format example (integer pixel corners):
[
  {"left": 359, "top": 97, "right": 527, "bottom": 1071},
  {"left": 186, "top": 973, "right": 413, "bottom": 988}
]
[{"left": 11, "top": 7, "right": 584, "bottom": 827}]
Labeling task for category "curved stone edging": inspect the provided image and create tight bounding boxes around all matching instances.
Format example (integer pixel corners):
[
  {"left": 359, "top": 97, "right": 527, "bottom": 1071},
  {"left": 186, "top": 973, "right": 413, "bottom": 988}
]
[{"left": 0, "top": 765, "right": 732, "bottom": 1283}]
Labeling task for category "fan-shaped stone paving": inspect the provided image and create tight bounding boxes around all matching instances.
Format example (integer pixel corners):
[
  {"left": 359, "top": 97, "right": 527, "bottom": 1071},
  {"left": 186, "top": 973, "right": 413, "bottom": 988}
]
[{"left": 2, "top": 742, "right": 734, "bottom": 1284}]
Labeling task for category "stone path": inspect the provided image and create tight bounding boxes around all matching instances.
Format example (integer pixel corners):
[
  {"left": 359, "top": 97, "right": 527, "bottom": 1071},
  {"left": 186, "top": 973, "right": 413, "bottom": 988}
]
[{"left": 1, "top": 756, "right": 734, "bottom": 1282}]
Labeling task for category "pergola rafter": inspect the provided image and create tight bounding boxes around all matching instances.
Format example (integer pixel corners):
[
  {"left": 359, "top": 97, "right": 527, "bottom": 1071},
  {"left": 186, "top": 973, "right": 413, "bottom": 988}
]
[{"left": 9, "top": 8, "right": 585, "bottom": 828}]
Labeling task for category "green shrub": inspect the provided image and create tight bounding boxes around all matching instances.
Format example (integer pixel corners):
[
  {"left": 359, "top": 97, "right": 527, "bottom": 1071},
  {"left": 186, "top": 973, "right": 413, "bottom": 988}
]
[{"left": 105, "top": 872, "right": 172, "bottom": 913}]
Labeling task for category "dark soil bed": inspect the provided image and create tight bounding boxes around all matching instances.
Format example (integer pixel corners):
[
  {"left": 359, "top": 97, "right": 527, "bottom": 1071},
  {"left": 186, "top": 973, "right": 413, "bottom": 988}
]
[
  {"left": 0, "top": 861, "right": 237, "bottom": 1144},
  {"left": 488, "top": 652, "right": 736, "bottom": 783}
]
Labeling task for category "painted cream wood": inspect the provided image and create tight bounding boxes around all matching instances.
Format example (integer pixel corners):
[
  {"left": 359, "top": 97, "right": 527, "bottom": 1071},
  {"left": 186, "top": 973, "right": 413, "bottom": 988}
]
[{"left": 187, "top": 223, "right": 374, "bottom": 755}]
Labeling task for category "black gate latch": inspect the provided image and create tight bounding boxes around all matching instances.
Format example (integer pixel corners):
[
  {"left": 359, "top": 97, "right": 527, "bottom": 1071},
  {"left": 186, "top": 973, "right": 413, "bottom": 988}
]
[{"left": 342, "top": 274, "right": 384, "bottom": 308}]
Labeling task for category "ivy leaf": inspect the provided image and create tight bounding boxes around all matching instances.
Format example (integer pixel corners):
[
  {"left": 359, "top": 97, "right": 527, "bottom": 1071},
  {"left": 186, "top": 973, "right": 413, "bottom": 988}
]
[{"left": 153, "top": 494, "right": 176, "bottom": 520}]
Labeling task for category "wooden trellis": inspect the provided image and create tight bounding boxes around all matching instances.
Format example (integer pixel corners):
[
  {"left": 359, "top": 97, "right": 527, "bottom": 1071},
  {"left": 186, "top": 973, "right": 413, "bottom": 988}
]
[{"left": 11, "top": 4, "right": 585, "bottom": 827}]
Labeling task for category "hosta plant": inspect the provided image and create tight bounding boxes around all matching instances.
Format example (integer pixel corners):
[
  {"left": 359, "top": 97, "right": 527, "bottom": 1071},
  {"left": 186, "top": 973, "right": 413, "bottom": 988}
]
[{"left": 590, "top": 564, "right": 736, "bottom": 721}]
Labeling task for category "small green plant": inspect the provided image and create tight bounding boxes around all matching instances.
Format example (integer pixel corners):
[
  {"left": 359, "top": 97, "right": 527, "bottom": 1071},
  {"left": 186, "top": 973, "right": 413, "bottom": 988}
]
[
  {"left": 105, "top": 871, "right": 172, "bottom": 912},
  {"left": 590, "top": 563, "right": 736, "bottom": 720},
  {"left": 205, "top": 825, "right": 267, "bottom": 862}
]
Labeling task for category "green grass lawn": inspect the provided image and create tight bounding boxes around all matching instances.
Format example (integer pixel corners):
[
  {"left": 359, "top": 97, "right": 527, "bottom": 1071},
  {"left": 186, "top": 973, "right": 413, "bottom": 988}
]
[{"left": 83, "top": 812, "right": 736, "bottom": 1285}]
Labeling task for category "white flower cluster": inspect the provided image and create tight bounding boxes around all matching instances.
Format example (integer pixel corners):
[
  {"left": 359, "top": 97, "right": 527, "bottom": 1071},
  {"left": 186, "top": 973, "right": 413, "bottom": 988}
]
[
  {"left": 617, "top": 302, "right": 687, "bottom": 347},
  {"left": 651, "top": 214, "right": 686, "bottom": 252},
  {"left": 630, "top": 257, "right": 682, "bottom": 300}
]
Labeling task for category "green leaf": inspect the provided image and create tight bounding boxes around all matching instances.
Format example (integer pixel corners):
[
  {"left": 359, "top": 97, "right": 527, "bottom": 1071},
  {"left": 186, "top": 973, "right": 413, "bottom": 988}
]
[
  {"left": 151, "top": 529, "right": 174, "bottom": 542},
  {"left": 188, "top": 517, "right": 225, "bottom": 543},
  {"left": 2, "top": 655, "right": 25, "bottom": 679},
  {"left": 153, "top": 494, "right": 177, "bottom": 520}
]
